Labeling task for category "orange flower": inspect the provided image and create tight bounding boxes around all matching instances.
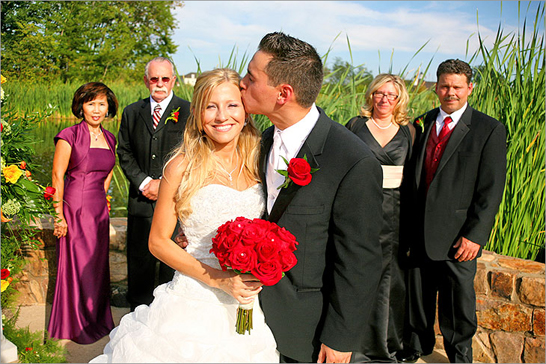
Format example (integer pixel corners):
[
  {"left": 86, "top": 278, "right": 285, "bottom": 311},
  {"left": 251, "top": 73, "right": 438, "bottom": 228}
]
[
  {"left": 2, "top": 165, "right": 23, "bottom": 184},
  {"left": 20, "top": 161, "right": 27, "bottom": 169},
  {"left": 1, "top": 210, "right": 12, "bottom": 222},
  {"left": 25, "top": 170, "right": 32, "bottom": 178}
]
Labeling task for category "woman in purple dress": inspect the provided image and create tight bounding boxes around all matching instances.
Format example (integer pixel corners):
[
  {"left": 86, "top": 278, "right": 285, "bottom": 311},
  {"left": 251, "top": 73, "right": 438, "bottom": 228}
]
[{"left": 48, "top": 82, "right": 118, "bottom": 344}]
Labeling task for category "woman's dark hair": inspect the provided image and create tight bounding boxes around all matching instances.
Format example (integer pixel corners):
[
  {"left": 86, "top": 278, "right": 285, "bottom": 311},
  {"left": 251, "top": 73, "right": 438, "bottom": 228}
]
[{"left": 71, "top": 82, "right": 119, "bottom": 119}]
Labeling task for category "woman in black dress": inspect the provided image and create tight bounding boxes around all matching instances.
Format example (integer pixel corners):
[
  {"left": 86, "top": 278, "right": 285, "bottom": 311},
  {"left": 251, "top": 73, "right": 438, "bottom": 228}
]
[{"left": 347, "top": 74, "right": 415, "bottom": 362}]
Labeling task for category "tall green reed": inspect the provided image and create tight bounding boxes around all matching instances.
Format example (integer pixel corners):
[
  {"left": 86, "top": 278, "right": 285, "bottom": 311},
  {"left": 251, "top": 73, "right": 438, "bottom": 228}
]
[{"left": 469, "top": 2, "right": 545, "bottom": 260}]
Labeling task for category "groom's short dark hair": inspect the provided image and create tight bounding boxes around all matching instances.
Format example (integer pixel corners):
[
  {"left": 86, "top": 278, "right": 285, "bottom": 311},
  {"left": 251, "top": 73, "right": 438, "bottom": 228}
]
[{"left": 258, "top": 32, "right": 323, "bottom": 108}]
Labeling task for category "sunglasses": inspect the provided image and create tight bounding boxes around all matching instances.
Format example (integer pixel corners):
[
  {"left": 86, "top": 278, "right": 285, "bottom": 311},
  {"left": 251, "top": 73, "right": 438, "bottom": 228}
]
[{"left": 148, "top": 76, "right": 172, "bottom": 83}]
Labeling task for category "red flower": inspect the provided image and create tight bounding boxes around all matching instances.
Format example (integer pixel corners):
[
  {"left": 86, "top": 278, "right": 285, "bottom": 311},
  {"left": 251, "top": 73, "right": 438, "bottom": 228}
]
[
  {"left": 279, "top": 249, "right": 297, "bottom": 271},
  {"left": 287, "top": 158, "right": 312, "bottom": 186},
  {"left": 229, "top": 245, "right": 257, "bottom": 272},
  {"left": 25, "top": 347, "right": 32, "bottom": 351},
  {"left": 210, "top": 217, "right": 298, "bottom": 285},
  {"left": 20, "top": 161, "right": 27, "bottom": 169},
  {"left": 252, "top": 260, "right": 283, "bottom": 286},
  {"left": 165, "top": 107, "right": 181, "bottom": 124},
  {"left": 44, "top": 186, "right": 56, "bottom": 200},
  {"left": 277, "top": 154, "right": 319, "bottom": 189},
  {"left": 1, "top": 268, "right": 10, "bottom": 280},
  {"left": 210, "top": 216, "right": 298, "bottom": 334}
]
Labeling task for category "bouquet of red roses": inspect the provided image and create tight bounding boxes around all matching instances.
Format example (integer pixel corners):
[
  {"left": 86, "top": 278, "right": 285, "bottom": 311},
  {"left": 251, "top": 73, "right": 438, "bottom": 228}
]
[{"left": 210, "top": 216, "right": 298, "bottom": 334}]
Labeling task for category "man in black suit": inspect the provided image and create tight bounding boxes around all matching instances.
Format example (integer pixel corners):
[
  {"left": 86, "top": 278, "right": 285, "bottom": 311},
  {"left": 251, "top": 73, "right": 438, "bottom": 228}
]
[
  {"left": 398, "top": 59, "right": 506, "bottom": 363},
  {"left": 240, "top": 32, "right": 384, "bottom": 363},
  {"left": 117, "top": 57, "right": 190, "bottom": 311}
]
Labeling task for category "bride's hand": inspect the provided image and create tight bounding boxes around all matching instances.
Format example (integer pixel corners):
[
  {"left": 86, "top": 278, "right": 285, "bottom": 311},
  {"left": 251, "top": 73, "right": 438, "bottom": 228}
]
[{"left": 217, "top": 271, "right": 263, "bottom": 304}]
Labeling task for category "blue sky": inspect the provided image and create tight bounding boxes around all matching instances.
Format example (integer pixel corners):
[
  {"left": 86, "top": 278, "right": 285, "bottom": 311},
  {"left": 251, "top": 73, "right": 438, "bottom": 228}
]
[{"left": 171, "top": 1, "right": 543, "bottom": 81}]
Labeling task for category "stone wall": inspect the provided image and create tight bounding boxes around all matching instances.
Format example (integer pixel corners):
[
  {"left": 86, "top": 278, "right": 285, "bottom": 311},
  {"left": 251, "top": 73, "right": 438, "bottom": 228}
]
[{"left": 10, "top": 218, "right": 546, "bottom": 363}]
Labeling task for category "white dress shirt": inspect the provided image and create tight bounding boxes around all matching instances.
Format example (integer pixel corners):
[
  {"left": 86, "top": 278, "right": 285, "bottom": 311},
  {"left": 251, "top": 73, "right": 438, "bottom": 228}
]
[
  {"left": 266, "top": 104, "right": 320, "bottom": 213},
  {"left": 436, "top": 103, "right": 468, "bottom": 136}
]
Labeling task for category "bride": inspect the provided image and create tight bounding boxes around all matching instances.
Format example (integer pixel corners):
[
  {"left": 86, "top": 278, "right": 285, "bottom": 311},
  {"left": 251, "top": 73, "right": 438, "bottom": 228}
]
[{"left": 91, "top": 68, "right": 278, "bottom": 363}]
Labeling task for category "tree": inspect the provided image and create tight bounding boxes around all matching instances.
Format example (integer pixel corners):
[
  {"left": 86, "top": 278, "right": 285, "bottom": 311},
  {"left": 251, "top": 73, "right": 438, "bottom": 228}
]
[
  {"left": 1, "top": 1, "right": 183, "bottom": 83},
  {"left": 323, "top": 57, "right": 372, "bottom": 93}
]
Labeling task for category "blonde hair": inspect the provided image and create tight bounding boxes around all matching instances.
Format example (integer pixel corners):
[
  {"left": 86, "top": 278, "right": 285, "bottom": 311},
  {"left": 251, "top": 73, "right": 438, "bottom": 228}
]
[
  {"left": 360, "top": 74, "right": 410, "bottom": 126},
  {"left": 166, "top": 68, "right": 261, "bottom": 223}
]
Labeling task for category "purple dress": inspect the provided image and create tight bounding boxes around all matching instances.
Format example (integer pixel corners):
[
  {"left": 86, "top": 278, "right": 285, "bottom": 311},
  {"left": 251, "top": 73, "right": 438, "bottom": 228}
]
[{"left": 48, "top": 121, "right": 116, "bottom": 344}]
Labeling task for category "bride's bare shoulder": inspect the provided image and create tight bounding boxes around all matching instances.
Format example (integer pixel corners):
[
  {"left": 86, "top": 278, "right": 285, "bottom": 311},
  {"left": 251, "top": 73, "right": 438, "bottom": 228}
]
[{"left": 163, "top": 154, "right": 189, "bottom": 182}]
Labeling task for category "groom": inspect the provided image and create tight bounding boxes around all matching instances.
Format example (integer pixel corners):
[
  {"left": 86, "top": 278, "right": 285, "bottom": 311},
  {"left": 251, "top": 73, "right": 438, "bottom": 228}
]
[{"left": 241, "top": 32, "right": 384, "bottom": 363}]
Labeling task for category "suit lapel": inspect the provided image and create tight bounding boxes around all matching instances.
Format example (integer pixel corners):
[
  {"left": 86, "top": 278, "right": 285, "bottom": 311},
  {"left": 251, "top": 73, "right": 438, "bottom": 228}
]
[
  {"left": 139, "top": 99, "right": 154, "bottom": 135},
  {"left": 435, "top": 106, "right": 472, "bottom": 176},
  {"left": 415, "top": 109, "right": 439, "bottom": 189},
  {"left": 267, "top": 109, "right": 327, "bottom": 223}
]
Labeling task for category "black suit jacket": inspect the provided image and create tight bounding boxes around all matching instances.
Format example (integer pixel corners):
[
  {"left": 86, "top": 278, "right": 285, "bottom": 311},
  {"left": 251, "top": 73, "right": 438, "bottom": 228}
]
[
  {"left": 259, "top": 108, "right": 384, "bottom": 362},
  {"left": 117, "top": 94, "right": 190, "bottom": 217},
  {"left": 408, "top": 105, "right": 506, "bottom": 261}
]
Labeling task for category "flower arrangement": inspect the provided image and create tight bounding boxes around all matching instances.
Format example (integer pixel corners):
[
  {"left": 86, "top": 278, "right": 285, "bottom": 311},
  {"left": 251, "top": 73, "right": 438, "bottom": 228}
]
[
  {"left": 277, "top": 154, "right": 319, "bottom": 190},
  {"left": 1, "top": 74, "right": 56, "bottom": 305},
  {"left": 1, "top": 268, "right": 12, "bottom": 292},
  {"left": 210, "top": 216, "right": 298, "bottom": 334},
  {"left": 165, "top": 107, "right": 180, "bottom": 124}
]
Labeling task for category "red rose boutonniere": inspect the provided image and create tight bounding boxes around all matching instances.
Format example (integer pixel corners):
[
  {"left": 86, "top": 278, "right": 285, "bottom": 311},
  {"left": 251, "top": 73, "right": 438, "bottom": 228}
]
[
  {"left": 165, "top": 107, "right": 180, "bottom": 124},
  {"left": 277, "top": 154, "right": 319, "bottom": 190}
]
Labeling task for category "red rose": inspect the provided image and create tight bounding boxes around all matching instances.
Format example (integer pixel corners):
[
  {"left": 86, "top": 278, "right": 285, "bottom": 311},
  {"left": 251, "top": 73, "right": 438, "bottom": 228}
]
[
  {"left": 228, "top": 217, "right": 251, "bottom": 235},
  {"left": 279, "top": 249, "right": 297, "bottom": 271},
  {"left": 287, "top": 158, "right": 312, "bottom": 186},
  {"left": 1, "top": 268, "right": 10, "bottom": 280},
  {"left": 173, "top": 112, "right": 179, "bottom": 122},
  {"left": 255, "top": 240, "right": 280, "bottom": 262},
  {"left": 44, "top": 186, "right": 56, "bottom": 200},
  {"left": 240, "top": 222, "right": 268, "bottom": 246},
  {"left": 272, "top": 226, "right": 298, "bottom": 250},
  {"left": 252, "top": 260, "right": 283, "bottom": 286},
  {"left": 229, "top": 245, "right": 257, "bottom": 273}
]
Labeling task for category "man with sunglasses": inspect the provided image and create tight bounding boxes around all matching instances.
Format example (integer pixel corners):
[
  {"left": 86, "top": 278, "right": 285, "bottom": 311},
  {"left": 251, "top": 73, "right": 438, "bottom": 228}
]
[{"left": 117, "top": 56, "right": 190, "bottom": 311}]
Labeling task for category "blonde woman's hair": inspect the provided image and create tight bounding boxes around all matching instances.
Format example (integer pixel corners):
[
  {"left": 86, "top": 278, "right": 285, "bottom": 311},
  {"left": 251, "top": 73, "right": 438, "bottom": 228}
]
[
  {"left": 165, "top": 68, "right": 261, "bottom": 223},
  {"left": 360, "top": 74, "right": 410, "bottom": 126}
]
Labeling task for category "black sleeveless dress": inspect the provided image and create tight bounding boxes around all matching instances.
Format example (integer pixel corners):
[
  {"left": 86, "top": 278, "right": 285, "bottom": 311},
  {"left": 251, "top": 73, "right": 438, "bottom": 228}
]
[{"left": 347, "top": 116, "right": 413, "bottom": 362}]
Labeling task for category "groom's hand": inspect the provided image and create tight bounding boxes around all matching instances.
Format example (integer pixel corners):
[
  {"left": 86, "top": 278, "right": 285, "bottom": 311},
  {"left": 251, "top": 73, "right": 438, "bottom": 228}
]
[{"left": 317, "top": 344, "right": 351, "bottom": 363}]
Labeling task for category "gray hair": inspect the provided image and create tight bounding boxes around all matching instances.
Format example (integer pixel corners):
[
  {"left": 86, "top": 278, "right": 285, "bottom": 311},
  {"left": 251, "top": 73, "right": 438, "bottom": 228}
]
[{"left": 144, "top": 57, "right": 176, "bottom": 78}]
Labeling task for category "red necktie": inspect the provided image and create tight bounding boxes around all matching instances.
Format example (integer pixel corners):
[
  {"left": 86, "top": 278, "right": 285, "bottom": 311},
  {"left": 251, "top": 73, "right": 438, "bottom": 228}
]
[
  {"left": 153, "top": 105, "right": 161, "bottom": 129},
  {"left": 438, "top": 116, "right": 452, "bottom": 140}
]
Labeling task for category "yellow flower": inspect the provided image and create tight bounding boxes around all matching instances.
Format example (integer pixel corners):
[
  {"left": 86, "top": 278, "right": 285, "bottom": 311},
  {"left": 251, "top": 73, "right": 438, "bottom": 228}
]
[
  {"left": 2, "top": 165, "right": 23, "bottom": 184},
  {"left": 1, "top": 75, "right": 6, "bottom": 84},
  {"left": 1, "top": 279, "right": 10, "bottom": 292}
]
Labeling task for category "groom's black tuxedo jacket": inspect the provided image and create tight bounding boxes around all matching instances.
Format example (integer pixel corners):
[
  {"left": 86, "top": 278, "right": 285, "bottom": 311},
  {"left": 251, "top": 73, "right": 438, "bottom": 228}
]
[
  {"left": 259, "top": 108, "right": 384, "bottom": 362},
  {"left": 117, "top": 94, "right": 190, "bottom": 217},
  {"left": 404, "top": 105, "right": 506, "bottom": 261}
]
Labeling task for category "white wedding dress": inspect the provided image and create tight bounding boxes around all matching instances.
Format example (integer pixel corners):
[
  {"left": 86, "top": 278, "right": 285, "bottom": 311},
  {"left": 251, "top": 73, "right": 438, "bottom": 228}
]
[{"left": 91, "top": 184, "right": 279, "bottom": 363}]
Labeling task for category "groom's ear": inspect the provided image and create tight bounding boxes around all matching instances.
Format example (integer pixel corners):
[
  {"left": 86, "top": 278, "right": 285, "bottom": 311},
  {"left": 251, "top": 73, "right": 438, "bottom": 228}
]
[{"left": 276, "top": 84, "right": 294, "bottom": 105}]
